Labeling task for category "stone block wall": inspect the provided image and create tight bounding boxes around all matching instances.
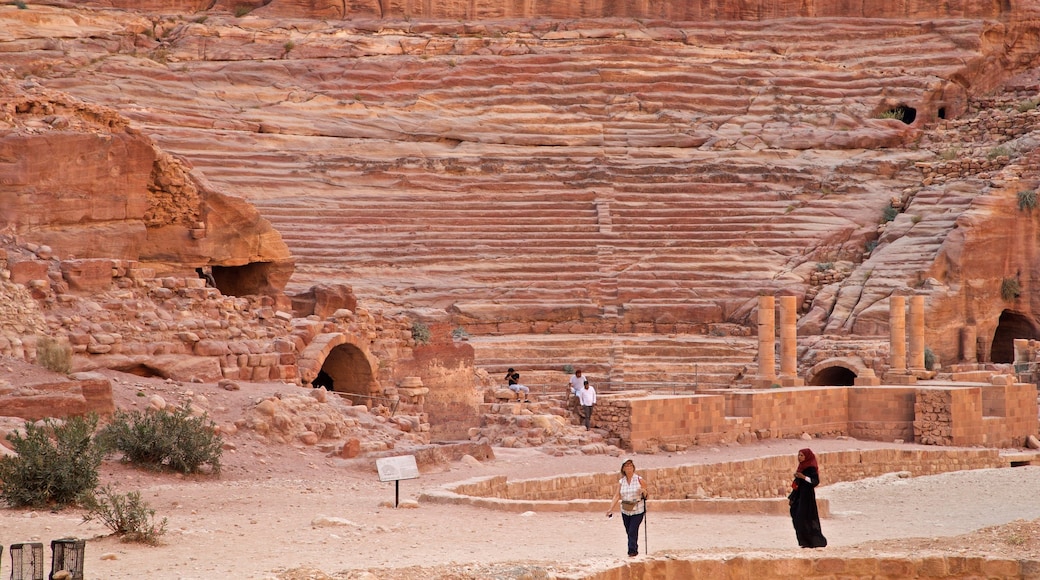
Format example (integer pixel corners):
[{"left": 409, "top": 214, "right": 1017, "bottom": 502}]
[
  {"left": 983, "top": 383, "right": 1039, "bottom": 448},
  {"left": 595, "top": 383, "right": 1036, "bottom": 452},
  {"left": 847, "top": 386, "right": 916, "bottom": 441}
]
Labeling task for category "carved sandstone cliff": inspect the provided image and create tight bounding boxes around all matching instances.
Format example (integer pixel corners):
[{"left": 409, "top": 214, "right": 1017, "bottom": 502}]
[{"left": 0, "top": 81, "right": 294, "bottom": 297}]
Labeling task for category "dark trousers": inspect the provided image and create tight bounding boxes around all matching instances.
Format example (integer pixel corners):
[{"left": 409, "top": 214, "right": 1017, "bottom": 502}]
[
  {"left": 621, "top": 511, "right": 644, "bottom": 555},
  {"left": 581, "top": 405, "right": 593, "bottom": 429}
]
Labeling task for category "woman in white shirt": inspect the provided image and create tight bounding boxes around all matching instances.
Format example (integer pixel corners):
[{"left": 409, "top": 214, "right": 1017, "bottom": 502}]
[{"left": 606, "top": 459, "right": 648, "bottom": 557}]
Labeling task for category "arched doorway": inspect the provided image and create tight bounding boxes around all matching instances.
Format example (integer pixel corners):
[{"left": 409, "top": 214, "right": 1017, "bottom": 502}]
[
  {"left": 990, "top": 310, "right": 1040, "bottom": 363},
  {"left": 298, "top": 333, "right": 382, "bottom": 404},
  {"left": 319, "top": 342, "right": 377, "bottom": 397}
]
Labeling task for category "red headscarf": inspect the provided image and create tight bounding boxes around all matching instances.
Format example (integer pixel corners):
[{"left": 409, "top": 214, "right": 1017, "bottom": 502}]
[{"left": 793, "top": 448, "right": 818, "bottom": 489}]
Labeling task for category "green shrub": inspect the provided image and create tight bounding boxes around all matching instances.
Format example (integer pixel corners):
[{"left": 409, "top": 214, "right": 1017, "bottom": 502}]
[
  {"left": 451, "top": 326, "right": 469, "bottom": 340},
  {"left": 881, "top": 205, "right": 899, "bottom": 223},
  {"left": 1018, "top": 189, "right": 1037, "bottom": 211},
  {"left": 865, "top": 240, "right": 878, "bottom": 253},
  {"left": 1017, "top": 99, "right": 1038, "bottom": 113},
  {"left": 81, "top": 485, "right": 168, "bottom": 544},
  {"left": 36, "top": 335, "right": 72, "bottom": 374},
  {"left": 100, "top": 407, "right": 222, "bottom": 474},
  {"left": 816, "top": 262, "right": 833, "bottom": 272},
  {"left": 876, "top": 109, "right": 904, "bottom": 121},
  {"left": 0, "top": 415, "right": 104, "bottom": 508},
  {"left": 1001, "top": 277, "right": 1022, "bottom": 302},
  {"left": 562, "top": 364, "right": 575, "bottom": 375},
  {"left": 924, "top": 347, "right": 936, "bottom": 371},
  {"left": 233, "top": 4, "right": 252, "bottom": 16},
  {"left": 410, "top": 321, "right": 431, "bottom": 345},
  {"left": 987, "top": 145, "right": 1010, "bottom": 160}
]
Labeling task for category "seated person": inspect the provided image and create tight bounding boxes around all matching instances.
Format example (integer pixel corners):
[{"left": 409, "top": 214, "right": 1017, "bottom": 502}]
[{"left": 505, "top": 368, "right": 531, "bottom": 402}]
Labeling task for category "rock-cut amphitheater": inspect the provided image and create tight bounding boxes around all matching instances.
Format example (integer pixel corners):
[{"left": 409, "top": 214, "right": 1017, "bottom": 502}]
[{"left": 3, "top": 0, "right": 1040, "bottom": 577}]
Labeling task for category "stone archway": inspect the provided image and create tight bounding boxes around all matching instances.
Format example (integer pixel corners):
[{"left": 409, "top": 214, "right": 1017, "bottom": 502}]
[
  {"left": 298, "top": 333, "right": 381, "bottom": 398},
  {"left": 806, "top": 357, "right": 870, "bottom": 386},
  {"left": 990, "top": 310, "right": 1040, "bottom": 363},
  {"left": 320, "top": 343, "right": 376, "bottom": 397}
]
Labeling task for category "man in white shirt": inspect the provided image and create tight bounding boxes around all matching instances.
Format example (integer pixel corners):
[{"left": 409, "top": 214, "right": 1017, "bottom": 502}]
[
  {"left": 577, "top": 379, "right": 597, "bottom": 430},
  {"left": 567, "top": 369, "right": 585, "bottom": 397}
]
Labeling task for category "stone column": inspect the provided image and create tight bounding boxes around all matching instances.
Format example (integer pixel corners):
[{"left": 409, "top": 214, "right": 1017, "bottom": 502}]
[
  {"left": 885, "top": 295, "right": 915, "bottom": 384},
  {"left": 909, "top": 295, "right": 926, "bottom": 373},
  {"left": 960, "top": 326, "right": 977, "bottom": 363},
  {"left": 779, "top": 295, "right": 804, "bottom": 386},
  {"left": 889, "top": 295, "right": 907, "bottom": 373},
  {"left": 753, "top": 295, "right": 777, "bottom": 388}
]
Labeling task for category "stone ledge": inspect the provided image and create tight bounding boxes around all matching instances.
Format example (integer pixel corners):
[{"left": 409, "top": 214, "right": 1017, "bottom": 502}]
[{"left": 568, "top": 554, "right": 1040, "bottom": 580}]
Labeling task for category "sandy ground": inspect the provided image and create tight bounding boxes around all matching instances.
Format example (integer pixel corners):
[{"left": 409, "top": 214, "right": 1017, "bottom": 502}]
[{"left": 0, "top": 371, "right": 1039, "bottom": 579}]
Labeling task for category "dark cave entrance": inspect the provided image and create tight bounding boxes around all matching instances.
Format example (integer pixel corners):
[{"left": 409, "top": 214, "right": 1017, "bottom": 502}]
[
  {"left": 317, "top": 343, "right": 376, "bottom": 400},
  {"left": 208, "top": 262, "right": 278, "bottom": 297},
  {"left": 809, "top": 366, "right": 857, "bottom": 386},
  {"left": 990, "top": 310, "right": 1040, "bottom": 364}
]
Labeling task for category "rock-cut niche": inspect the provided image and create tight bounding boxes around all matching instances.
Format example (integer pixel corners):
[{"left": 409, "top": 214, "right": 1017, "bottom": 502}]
[
  {"left": 809, "top": 365, "right": 857, "bottom": 386},
  {"left": 312, "top": 343, "right": 377, "bottom": 402},
  {"left": 990, "top": 310, "right": 1040, "bottom": 364},
  {"left": 207, "top": 263, "right": 279, "bottom": 297}
]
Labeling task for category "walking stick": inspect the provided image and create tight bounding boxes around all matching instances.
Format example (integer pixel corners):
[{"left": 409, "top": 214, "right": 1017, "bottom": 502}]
[{"left": 643, "top": 496, "right": 648, "bottom": 554}]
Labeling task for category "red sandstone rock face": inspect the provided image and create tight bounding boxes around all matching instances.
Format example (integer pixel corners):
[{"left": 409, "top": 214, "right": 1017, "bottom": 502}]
[
  {"left": 0, "top": 81, "right": 294, "bottom": 292},
  {"left": 83, "top": 0, "right": 1015, "bottom": 20}
]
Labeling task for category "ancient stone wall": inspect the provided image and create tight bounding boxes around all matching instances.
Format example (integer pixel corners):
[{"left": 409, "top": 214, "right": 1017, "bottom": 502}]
[
  {"left": 582, "top": 555, "right": 1036, "bottom": 580},
  {"left": 445, "top": 448, "right": 1003, "bottom": 502},
  {"left": 589, "top": 383, "right": 1034, "bottom": 452}
]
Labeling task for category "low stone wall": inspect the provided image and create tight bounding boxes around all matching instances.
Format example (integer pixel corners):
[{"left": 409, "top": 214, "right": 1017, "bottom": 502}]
[
  {"left": 420, "top": 448, "right": 1007, "bottom": 514},
  {"left": 570, "top": 554, "right": 1040, "bottom": 580},
  {"left": 592, "top": 383, "right": 1038, "bottom": 452}
]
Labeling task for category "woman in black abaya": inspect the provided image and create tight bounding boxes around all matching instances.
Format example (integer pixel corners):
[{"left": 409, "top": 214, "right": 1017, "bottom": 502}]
[{"left": 789, "top": 448, "right": 828, "bottom": 548}]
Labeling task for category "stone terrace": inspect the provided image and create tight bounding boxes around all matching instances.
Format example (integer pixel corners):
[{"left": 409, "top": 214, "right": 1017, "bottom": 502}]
[{"left": 30, "top": 14, "right": 992, "bottom": 327}]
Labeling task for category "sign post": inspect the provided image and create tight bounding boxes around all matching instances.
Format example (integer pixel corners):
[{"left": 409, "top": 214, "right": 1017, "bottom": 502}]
[{"left": 375, "top": 455, "right": 419, "bottom": 507}]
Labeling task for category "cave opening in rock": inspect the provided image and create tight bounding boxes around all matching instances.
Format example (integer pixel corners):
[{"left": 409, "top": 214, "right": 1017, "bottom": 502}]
[
  {"left": 809, "top": 365, "right": 857, "bottom": 386},
  {"left": 881, "top": 104, "right": 916, "bottom": 124},
  {"left": 210, "top": 262, "right": 277, "bottom": 297},
  {"left": 990, "top": 310, "right": 1040, "bottom": 363}
]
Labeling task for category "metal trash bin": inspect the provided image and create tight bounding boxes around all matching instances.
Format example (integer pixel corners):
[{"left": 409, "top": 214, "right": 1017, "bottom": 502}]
[
  {"left": 9, "top": 542, "right": 44, "bottom": 580},
  {"left": 49, "top": 538, "right": 85, "bottom": 580}
]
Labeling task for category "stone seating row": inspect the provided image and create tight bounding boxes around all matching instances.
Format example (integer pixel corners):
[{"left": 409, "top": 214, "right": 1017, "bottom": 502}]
[{"left": 472, "top": 334, "right": 758, "bottom": 391}]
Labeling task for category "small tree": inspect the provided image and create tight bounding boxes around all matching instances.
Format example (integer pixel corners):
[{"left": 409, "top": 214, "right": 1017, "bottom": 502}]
[
  {"left": 0, "top": 415, "right": 104, "bottom": 508},
  {"left": 81, "top": 485, "right": 168, "bottom": 544},
  {"left": 100, "top": 406, "right": 222, "bottom": 474}
]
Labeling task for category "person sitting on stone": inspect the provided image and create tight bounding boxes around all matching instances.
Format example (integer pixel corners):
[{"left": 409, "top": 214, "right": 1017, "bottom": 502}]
[{"left": 505, "top": 368, "right": 531, "bottom": 402}]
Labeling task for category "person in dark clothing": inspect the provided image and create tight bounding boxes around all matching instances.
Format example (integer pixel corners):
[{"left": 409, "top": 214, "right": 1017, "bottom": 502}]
[
  {"left": 505, "top": 368, "right": 530, "bottom": 402},
  {"left": 312, "top": 369, "right": 334, "bottom": 391},
  {"left": 789, "top": 448, "right": 828, "bottom": 548}
]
